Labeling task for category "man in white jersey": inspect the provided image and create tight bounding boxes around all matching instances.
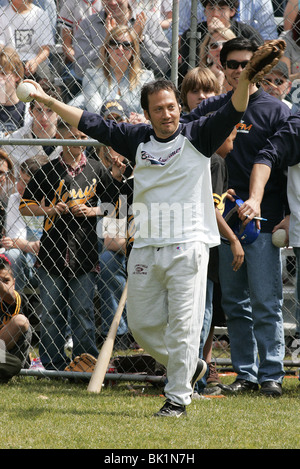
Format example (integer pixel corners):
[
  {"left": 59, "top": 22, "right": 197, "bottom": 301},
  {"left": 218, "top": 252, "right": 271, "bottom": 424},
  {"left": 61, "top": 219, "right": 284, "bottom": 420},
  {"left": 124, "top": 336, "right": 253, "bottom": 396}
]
[{"left": 23, "top": 72, "right": 251, "bottom": 417}]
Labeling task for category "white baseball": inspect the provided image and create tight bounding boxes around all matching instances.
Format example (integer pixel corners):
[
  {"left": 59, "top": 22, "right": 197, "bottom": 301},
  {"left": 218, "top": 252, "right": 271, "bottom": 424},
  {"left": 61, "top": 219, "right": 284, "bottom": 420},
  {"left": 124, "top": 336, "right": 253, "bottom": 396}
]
[
  {"left": 272, "top": 229, "right": 286, "bottom": 248},
  {"left": 16, "top": 82, "right": 36, "bottom": 102}
]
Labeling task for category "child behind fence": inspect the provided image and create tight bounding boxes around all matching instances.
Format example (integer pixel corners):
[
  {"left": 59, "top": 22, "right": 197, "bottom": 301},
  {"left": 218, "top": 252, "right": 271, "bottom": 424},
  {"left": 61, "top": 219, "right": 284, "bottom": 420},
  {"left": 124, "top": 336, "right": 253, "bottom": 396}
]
[{"left": 0, "top": 254, "right": 32, "bottom": 383}]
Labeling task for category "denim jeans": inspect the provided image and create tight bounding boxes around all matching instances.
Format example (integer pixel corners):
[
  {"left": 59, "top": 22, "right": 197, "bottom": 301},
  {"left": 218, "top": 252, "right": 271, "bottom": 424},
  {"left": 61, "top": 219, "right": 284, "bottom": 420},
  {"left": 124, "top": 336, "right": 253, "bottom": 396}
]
[
  {"left": 38, "top": 267, "right": 98, "bottom": 370},
  {"left": 294, "top": 247, "right": 300, "bottom": 382},
  {"left": 294, "top": 247, "right": 300, "bottom": 336},
  {"left": 97, "top": 249, "right": 128, "bottom": 337},
  {"left": 196, "top": 277, "right": 214, "bottom": 392},
  {"left": 218, "top": 233, "right": 285, "bottom": 384}
]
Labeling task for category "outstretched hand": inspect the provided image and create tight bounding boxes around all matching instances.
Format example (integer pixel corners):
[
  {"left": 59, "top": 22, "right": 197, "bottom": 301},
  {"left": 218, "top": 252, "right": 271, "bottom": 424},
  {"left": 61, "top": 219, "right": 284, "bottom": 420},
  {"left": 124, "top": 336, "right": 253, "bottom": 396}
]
[{"left": 21, "top": 79, "right": 52, "bottom": 105}]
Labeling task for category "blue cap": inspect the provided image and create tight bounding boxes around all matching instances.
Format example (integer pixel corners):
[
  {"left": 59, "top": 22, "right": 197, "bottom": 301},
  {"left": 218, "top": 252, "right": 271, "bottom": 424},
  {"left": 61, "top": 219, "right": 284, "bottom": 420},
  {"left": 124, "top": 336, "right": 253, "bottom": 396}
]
[{"left": 222, "top": 196, "right": 260, "bottom": 245}]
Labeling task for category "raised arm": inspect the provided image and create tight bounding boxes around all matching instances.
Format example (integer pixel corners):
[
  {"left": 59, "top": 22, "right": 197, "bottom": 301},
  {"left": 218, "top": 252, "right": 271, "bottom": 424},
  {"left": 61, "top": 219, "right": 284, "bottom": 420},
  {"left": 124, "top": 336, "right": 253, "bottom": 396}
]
[
  {"left": 21, "top": 80, "right": 84, "bottom": 128},
  {"left": 231, "top": 68, "right": 251, "bottom": 113}
]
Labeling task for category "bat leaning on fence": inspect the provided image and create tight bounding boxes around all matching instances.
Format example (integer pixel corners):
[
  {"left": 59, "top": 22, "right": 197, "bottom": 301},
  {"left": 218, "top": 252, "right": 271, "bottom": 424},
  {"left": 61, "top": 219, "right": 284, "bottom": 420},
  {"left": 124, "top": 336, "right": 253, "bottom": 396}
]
[{"left": 87, "top": 280, "right": 128, "bottom": 393}]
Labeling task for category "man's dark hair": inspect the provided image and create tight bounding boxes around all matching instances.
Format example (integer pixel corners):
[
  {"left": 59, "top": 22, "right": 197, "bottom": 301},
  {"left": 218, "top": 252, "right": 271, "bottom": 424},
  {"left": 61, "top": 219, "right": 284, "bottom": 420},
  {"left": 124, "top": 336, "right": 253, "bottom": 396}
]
[
  {"left": 220, "top": 37, "right": 259, "bottom": 67},
  {"left": 140, "top": 79, "right": 181, "bottom": 113},
  {"left": 200, "top": 0, "right": 239, "bottom": 15}
]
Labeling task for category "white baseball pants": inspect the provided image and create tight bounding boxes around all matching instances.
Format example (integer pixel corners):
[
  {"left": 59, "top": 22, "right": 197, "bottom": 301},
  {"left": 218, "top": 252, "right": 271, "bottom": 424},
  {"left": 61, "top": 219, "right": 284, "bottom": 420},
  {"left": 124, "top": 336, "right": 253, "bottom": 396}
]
[{"left": 127, "top": 241, "right": 209, "bottom": 406}]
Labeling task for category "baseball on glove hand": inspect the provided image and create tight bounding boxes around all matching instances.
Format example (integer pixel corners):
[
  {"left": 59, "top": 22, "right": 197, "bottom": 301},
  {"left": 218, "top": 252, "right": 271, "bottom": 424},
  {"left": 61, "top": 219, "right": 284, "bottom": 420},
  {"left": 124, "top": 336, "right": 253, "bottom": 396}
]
[
  {"left": 244, "top": 39, "right": 286, "bottom": 83},
  {"left": 65, "top": 353, "right": 97, "bottom": 373}
]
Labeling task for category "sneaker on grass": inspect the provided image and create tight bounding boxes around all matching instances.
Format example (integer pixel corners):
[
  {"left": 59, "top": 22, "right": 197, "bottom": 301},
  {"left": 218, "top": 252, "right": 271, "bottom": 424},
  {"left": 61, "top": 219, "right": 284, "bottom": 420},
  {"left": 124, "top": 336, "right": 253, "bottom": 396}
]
[{"left": 154, "top": 399, "right": 187, "bottom": 418}]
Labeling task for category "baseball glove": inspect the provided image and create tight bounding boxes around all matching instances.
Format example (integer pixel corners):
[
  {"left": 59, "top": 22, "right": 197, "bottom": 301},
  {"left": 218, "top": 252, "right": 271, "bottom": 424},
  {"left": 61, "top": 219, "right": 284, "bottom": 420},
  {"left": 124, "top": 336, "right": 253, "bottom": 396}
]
[
  {"left": 244, "top": 39, "right": 286, "bottom": 83},
  {"left": 65, "top": 353, "right": 97, "bottom": 373}
]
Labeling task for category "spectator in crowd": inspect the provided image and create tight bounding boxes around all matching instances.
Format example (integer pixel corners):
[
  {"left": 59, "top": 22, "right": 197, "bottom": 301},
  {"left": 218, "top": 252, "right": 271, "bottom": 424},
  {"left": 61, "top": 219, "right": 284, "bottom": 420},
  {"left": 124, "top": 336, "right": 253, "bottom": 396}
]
[
  {"left": 158, "top": 0, "right": 172, "bottom": 33},
  {"left": 178, "top": 0, "right": 278, "bottom": 41},
  {"left": 81, "top": 25, "right": 154, "bottom": 115},
  {"left": 283, "top": 0, "right": 298, "bottom": 30},
  {"left": 180, "top": 65, "right": 221, "bottom": 113},
  {"left": 2, "top": 155, "right": 47, "bottom": 292},
  {"left": 261, "top": 61, "right": 292, "bottom": 108},
  {"left": 0, "top": 149, "right": 15, "bottom": 213},
  {"left": 280, "top": 10, "right": 300, "bottom": 110},
  {"left": 181, "top": 37, "right": 291, "bottom": 397},
  {"left": 178, "top": 0, "right": 263, "bottom": 84},
  {"left": 73, "top": 0, "right": 171, "bottom": 79},
  {"left": 0, "top": 45, "right": 31, "bottom": 135},
  {"left": 58, "top": 0, "right": 102, "bottom": 65},
  {"left": 0, "top": 0, "right": 55, "bottom": 80},
  {"left": 246, "top": 111, "right": 300, "bottom": 383},
  {"left": 197, "top": 127, "right": 242, "bottom": 396},
  {"left": 199, "top": 27, "right": 236, "bottom": 93},
  {"left": 0, "top": 254, "right": 32, "bottom": 381},
  {"left": 135, "top": 0, "right": 173, "bottom": 34},
  {"left": 19, "top": 119, "right": 122, "bottom": 371},
  {"left": 2, "top": 79, "right": 62, "bottom": 175},
  {"left": 57, "top": 0, "right": 102, "bottom": 100},
  {"left": 280, "top": 10, "right": 300, "bottom": 83},
  {"left": 97, "top": 156, "right": 129, "bottom": 350},
  {"left": 0, "top": 0, "right": 57, "bottom": 34}
]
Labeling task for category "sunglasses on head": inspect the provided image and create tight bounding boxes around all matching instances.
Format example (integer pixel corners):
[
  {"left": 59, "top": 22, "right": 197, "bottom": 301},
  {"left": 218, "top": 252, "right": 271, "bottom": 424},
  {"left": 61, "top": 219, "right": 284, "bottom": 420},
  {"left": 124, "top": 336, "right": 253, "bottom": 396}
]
[
  {"left": 226, "top": 60, "right": 249, "bottom": 70},
  {"left": 108, "top": 40, "right": 133, "bottom": 50},
  {"left": 209, "top": 41, "right": 225, "bottom": 50}
]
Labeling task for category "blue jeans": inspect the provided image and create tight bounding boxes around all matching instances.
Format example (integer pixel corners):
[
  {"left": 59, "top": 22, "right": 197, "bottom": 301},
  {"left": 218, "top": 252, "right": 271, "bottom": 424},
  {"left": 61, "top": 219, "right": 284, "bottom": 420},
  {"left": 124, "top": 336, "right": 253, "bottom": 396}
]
[
  {"left": 38, "top": 267, "right": 98, "bottom": 370},
  {"left": 196, "top": 277, "right": 214, "bottom": 392},
  {"left": 294, "top": 247, "right": 300, "bottom": 336},
  {"left": 97, "top": 249, "right": 128, "bottom": 337},
  {"left": 294, "top": 247, "right": 300, "bottom": 382},
  {"left": 218, "top": 233, "right": 285, "bottom": 384}
]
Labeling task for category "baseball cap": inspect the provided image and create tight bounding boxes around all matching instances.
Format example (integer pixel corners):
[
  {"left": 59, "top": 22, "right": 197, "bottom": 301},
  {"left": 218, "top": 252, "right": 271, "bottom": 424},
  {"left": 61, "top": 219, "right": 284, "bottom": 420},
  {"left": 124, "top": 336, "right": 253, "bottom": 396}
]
[
  {"left": 271, "top": 61, "right": 289, "bottom": 79},
  {"left": 222, "top": 196, "right": 260, "bottom": 245},
  {"left": 100, "top": 99, "right": 130, "bottom": 120}
]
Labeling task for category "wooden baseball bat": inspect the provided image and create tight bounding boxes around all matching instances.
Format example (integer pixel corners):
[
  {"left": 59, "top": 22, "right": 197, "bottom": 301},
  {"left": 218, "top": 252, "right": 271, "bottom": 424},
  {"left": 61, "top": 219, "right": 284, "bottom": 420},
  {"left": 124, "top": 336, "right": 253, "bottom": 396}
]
[{"left": 87, "top": 280, "right": 128, "bottom": 393}]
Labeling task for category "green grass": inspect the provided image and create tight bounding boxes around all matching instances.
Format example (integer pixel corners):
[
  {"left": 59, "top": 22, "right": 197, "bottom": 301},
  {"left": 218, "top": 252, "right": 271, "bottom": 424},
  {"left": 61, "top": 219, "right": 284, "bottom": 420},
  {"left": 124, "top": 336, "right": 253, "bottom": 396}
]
[{"left": 0, "top": 374, "right": 299, "bottom": 449}]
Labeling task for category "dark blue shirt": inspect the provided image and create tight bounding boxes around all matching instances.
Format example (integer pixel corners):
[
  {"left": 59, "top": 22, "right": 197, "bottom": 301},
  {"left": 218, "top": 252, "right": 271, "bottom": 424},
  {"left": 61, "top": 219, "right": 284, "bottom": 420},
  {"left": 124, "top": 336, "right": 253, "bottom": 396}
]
[
  {"left": 0, "top": 101, "right": 27, "bottom": 133},
  {"left": 181, "top": 88, "right": 292, "bottom": 232}
]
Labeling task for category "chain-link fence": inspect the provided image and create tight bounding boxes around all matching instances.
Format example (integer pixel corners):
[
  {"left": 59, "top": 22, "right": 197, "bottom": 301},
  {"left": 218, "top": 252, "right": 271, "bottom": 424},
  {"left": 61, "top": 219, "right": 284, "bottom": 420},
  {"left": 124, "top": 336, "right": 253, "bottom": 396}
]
[{"left": 0, "top": 0, "right": 299, "bottom": 387}]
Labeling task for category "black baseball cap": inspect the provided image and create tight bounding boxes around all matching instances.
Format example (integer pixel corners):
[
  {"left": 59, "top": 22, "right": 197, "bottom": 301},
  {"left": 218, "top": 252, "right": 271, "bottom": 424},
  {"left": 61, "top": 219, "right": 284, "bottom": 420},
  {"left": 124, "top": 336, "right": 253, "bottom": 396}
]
[{"left": 100, "top": 99, "right": 130, "bottom": 120}]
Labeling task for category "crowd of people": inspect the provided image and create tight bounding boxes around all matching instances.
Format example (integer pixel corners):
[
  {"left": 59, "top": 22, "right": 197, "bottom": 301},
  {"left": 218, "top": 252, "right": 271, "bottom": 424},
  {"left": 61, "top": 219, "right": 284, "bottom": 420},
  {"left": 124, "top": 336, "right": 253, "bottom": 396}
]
[{"left": 0, "top": 0, "right": 299, "bottom": 417}]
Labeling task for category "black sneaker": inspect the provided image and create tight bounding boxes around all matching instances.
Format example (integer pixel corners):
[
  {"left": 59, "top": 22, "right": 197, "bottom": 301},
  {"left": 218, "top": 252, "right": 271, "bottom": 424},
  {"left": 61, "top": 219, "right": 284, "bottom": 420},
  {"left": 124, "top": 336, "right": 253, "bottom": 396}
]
[
  {"left": 154, "top": 399, "right": 187, "bottom": 418},
  {"left": 191, "top": 359, "right": 207, "bottom": 392}
]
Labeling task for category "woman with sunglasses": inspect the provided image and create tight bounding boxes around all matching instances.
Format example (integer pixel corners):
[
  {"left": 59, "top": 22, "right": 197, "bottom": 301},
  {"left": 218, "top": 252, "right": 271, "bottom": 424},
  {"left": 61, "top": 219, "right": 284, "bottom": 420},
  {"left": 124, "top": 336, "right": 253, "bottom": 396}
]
[
  {"left": 82, "top": 25, "right": 154, "bottom": 116},
  {"left": 199, "top": 27, "right": 236, "bottom": 93},
  {"left": 279, "top": 10, "right": 300, "bottom": 111}
]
